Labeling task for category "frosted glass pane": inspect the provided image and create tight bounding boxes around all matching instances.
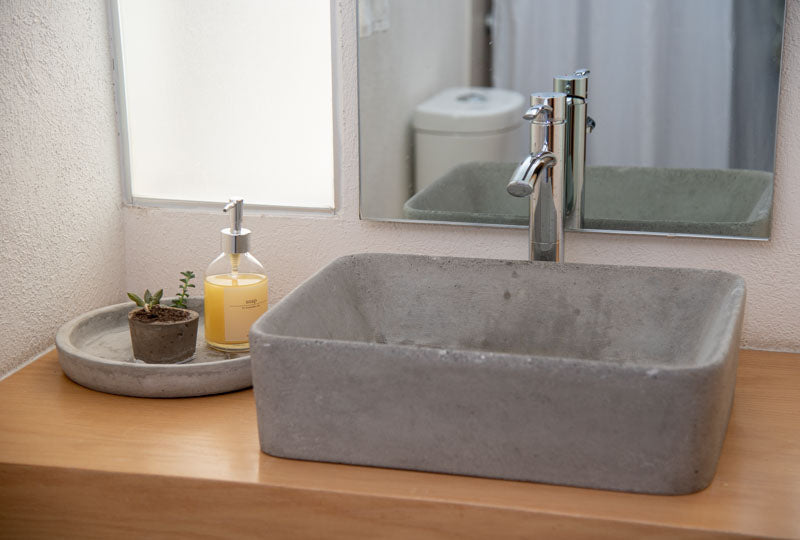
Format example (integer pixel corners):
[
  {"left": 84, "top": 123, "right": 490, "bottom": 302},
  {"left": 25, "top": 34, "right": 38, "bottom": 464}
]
[{"left": 118, "top": 0, "right": 334, "bottom": 208}]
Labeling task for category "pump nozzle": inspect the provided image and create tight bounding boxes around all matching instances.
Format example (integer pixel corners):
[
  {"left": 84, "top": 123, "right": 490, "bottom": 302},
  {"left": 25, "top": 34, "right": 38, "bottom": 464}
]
[
  {"left": 223, "top": 198, "right": 244, "bottom": 234},
  {"left": 220, "top": 198, "right": 250, "bottom": 255}
]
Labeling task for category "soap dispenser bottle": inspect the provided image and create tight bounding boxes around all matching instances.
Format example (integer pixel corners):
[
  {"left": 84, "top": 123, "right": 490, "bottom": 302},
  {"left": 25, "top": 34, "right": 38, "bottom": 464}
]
[{"left": 204, "top": 198, "right": 268, "bottom": 351}]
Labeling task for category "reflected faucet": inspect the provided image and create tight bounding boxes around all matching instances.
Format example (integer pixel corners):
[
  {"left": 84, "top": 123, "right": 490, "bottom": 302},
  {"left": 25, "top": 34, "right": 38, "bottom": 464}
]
[{"left": 507, "top": 70, "right": 593, "bottom": 262}]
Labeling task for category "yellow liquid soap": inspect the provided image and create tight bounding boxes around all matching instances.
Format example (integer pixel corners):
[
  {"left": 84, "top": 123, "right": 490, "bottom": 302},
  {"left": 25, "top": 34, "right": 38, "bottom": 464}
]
[{"left": 204, "top": 272, "right": 268, "bottom": 351}]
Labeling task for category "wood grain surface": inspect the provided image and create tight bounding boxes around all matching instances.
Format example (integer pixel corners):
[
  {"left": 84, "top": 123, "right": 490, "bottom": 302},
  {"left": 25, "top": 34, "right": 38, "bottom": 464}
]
[{"left": 0, "top": 349, "right": 798, "bottom": 539}]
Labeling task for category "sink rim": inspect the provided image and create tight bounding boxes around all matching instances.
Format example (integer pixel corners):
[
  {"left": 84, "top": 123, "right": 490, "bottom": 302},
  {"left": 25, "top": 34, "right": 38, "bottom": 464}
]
[{"left": 255, "top": 253, "right": 746, "bottom": 373}]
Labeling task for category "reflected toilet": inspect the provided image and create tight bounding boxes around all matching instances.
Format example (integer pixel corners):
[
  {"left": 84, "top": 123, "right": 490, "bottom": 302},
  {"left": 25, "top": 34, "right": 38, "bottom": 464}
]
[{"left": 412, "top": 87, "right": 526, "bottom": 193}]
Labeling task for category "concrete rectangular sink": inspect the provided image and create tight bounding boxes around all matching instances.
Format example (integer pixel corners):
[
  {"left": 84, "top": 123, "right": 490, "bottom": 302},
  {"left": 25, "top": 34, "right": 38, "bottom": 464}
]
[{"left": 250, "top": 254, "right": 745, "bottom": 494}]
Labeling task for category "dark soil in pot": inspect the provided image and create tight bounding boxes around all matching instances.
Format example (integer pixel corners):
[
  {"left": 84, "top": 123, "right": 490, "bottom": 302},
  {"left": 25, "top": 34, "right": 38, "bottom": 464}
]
[{"left": 128, "top": 306, "right": 199, "bottom": 364}]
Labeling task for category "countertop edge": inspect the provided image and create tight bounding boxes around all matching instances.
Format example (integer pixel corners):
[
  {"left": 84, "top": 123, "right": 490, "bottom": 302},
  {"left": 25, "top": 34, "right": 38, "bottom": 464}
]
[{"left": 0, "top": 462, "right": 765, "bottom": 540}]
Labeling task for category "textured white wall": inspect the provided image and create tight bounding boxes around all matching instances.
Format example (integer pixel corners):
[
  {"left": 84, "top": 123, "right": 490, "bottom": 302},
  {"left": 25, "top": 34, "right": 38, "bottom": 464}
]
[
  {"left": 0, "top": 0, "right": 126, "bottom": 376},
  {"left": 125, "top": 0, "right": 800, "bottom": 353}
]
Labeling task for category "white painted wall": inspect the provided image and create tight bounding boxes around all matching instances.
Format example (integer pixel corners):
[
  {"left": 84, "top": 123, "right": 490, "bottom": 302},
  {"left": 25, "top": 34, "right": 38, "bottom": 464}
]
[
  {"left": 3, "top": 0, "right": 800, "bottom": 380},
  {"left": 0, "top": 0, "right": 126, "bottom": 376},
  {"left": 126, "top": 0, "right": 800, "bottom": 353}
]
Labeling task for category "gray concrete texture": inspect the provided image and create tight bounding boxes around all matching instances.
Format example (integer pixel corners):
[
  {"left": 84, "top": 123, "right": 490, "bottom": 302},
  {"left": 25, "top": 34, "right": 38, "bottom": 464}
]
[
  {"left": 56, "top": 297, "right": 251, "bottom": 398},
  {"left": 128, "top": 308, "right": 199, "bottom": 364},
  {"left": 250, "top": 253, "right": 746, "bottom": 494},
  {"left": 403, "top": 161, "right": 772, "bottom": 237}
]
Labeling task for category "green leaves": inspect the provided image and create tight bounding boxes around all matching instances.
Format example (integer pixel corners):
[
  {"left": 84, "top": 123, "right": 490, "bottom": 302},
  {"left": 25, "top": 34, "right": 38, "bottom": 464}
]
[
  {"left": 171, "top": 270, "right": 196, "bottom": 309},
  {"left": 128, "top": 289, "right": 162, "bottom": 311},
  {"left": 130, "top": 271, "right": 193, "bottom": 311}
]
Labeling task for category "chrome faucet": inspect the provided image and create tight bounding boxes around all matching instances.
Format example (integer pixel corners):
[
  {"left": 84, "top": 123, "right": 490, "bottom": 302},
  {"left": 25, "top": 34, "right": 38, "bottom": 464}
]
[
  {"left": 507, "top": 92, "right": 567, "bottom": 262},
  {"left": 507, "top": 70, "right": 593, "bottom": 262}
]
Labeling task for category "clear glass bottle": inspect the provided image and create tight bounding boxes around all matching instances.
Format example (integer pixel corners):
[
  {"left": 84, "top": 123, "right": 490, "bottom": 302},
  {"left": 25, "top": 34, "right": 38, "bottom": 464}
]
[{"left": 204, "top": 199, "right": 268, "bottom": 352}]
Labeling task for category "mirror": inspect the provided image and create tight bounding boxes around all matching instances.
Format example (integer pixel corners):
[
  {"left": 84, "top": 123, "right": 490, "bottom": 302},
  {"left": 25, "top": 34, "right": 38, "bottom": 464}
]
[{"left": 357, "top": 0, "right": 785, "bottom": 239}]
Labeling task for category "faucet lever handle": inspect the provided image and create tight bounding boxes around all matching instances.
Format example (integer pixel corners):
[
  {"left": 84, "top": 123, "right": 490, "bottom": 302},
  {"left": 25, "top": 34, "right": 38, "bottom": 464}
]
[{"left": 523, "top": 104, "right": 553, "bottom": 122}]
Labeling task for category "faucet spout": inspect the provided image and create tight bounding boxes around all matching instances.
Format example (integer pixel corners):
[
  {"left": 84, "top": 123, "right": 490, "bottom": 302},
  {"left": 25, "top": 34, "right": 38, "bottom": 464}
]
[{"left": 507, "top": 151, "right": 557, "bottom": 197}]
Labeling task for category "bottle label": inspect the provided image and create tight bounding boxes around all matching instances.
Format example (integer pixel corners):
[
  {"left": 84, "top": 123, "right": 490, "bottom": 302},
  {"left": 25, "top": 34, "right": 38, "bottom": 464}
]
[{"left": 223, "top": 282, "right": 268, "bottom": 342}]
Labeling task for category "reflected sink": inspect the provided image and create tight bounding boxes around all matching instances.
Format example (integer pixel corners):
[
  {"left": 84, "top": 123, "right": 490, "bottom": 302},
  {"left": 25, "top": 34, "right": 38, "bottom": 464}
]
[
  {"left": 403, "top": 162, "right": 772, "bottom": 237},
  {"left": 250, "top": 254, "right": 745, "bottom": 494},
  {"left": 404, "top": 162, "right": 529, "bottom": 225}
]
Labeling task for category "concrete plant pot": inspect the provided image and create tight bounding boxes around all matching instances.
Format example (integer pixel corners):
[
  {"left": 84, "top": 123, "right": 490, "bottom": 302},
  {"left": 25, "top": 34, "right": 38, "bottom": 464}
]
[{"left": 128, "top": 306, "right": 199, "bottom": 364}]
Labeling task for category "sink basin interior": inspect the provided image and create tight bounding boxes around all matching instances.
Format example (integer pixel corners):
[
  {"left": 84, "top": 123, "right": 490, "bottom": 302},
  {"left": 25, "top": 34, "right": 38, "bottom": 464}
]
[{"left": 259, "top": 254, "right": 742, "bottom": 367}]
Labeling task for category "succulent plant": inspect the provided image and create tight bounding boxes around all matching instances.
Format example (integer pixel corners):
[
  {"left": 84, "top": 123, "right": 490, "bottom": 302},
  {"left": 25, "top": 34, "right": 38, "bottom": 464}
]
[{"left": 127, "top": 289, "right": 163, "bottom": 313}]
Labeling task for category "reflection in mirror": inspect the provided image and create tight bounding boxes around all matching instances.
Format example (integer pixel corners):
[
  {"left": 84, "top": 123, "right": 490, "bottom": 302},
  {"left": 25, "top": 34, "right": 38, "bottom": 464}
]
[{"left": 358, "top": 0, "right": 785, "bottom": 239}]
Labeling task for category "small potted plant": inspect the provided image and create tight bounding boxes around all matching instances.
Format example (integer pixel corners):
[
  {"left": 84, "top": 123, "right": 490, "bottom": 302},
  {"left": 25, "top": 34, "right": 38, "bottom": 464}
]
[{"left": 127, "top": 271, "right": 198, "bottom": 364}]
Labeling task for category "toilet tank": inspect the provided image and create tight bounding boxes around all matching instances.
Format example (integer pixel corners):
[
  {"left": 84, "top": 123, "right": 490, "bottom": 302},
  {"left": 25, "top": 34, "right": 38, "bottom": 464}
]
[{"left": 412, "top": 87, "right": 526, "bottom": 193}]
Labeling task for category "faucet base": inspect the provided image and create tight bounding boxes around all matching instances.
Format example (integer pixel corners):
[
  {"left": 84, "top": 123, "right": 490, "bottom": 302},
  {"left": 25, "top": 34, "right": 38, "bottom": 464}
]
[{"left": 531, "top": 242, "right": 561, "bottom": 262}]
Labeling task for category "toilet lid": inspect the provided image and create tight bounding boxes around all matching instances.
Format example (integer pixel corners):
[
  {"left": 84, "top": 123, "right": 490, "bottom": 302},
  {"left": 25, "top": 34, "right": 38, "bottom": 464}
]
[{"left": 413, "top": 87, "right": 526, "bottom": 133}]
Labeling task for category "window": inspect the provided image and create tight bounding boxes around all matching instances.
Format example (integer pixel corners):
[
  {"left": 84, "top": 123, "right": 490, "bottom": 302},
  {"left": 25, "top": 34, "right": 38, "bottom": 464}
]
[{"left": 112, "top": 0, "right": 334, "bottom": 209}]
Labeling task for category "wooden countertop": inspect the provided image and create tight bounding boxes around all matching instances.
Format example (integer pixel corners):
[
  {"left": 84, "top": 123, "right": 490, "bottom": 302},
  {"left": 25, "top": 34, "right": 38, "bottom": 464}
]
[{"left": 1, "top": 349, "right": 799, "bottom": 539}]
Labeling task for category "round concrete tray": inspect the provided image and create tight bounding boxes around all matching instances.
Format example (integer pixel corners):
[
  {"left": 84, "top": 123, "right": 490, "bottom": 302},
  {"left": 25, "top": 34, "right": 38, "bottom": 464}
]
[{"left": 55, "top": 297, "right": 251, "bottom": 398}]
